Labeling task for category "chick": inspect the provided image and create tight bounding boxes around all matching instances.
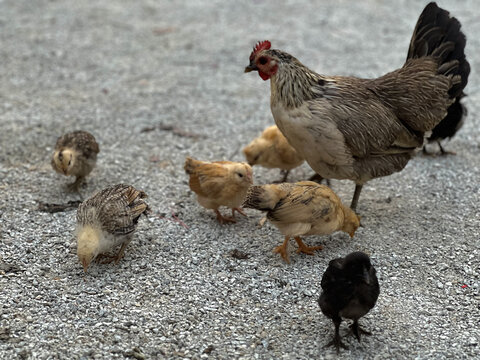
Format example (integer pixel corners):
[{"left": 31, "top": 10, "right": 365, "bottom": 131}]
[
  {"left": 318, "top": 252, "right": 380, "bottom": 352},
  {"left": 51, "top": 130, "right": 100, "bottom": 189},
  {"left": 184, "top": 157, "right": 253, "bottom": 224},
  {"left": 243, "top": 181, "right": 359, "bottom": 263},
  {"left": 243, "top": 125, "right": 304, "bottom": 182},
  {"left": 76, "top": 184, "right": 150, "bottom": 272}
]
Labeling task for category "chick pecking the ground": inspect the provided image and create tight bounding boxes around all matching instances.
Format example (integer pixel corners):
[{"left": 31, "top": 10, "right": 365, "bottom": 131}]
[
  {"left": 243, "top": 125, "right": 304, "bottom": 182},
  {"left": 243, "top": 181, "right": 360, "bottom": 263},
  {"left": 51, "top": 130, "right": 100, "bottom": 190},
  {"left": 318, "top": 251, "right": 380, "bottom": 353},
  {"left": 245, "top": 2, "right": 469, "bottom": 211},
  {"left": 184, "top": 157, "right": 253, "bottom": 224},
  {"left": 76, "top": 184, "right": 150, "bottom": 272}
]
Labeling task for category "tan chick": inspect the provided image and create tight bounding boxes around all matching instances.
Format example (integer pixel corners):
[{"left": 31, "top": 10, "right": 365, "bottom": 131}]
[
  {"left": 243, "top": 181, "right": 360, "bottom": 263},
  {"left": 184, "top": 157, "right": 253, "bottom": 224},
  {"left": 51, "top": 130, "right": 99, "bottom": 190},
  {"left": 243, "top": 125, "right": 304, "bottom": 182},
  {"left": 76, "top": 184, "right": 150, "bottom": 272}
]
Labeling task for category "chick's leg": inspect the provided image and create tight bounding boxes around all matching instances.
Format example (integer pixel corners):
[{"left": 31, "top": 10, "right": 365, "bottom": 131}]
[
  {"left": 348, "top": 320, "right": 372, "bottom": 342},
  {"left": 273, "top": 236, "right": 290, "bottom": 263},
  {"left": 294, "top": 237, "right": 323, "bottom": 255},
  {"left": 214, "top": 209, "right": 235, "bottom": 224},
  {"left": 68, "top": 176, "right": 84, "bottom": 191},
  {"left": 114, "top": 240, "right": 131, "bottom": 264},
  {"left": 232, "top": 208, "right": 247, "bottom": 218},
  {"left": 324, "top": 316, "right": 348, "bottom": 353}
]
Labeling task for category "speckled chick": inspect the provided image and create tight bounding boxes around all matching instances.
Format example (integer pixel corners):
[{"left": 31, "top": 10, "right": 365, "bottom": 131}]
[
  {"left": 51, "top": 130, "right": 99, "bottom": 189},
  {"left": 184, "top": 157, "right": 253, "bottom": 224},
  {"left": 243, "top": 181, "right": 359, "bottom": 263},
  {"left": 76, "top": 184, "right": 150, "bottom": 272}
]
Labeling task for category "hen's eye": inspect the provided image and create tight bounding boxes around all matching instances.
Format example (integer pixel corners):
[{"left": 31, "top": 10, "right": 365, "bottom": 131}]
[{"left": 259, "top": 57, "right": 268, "bottom": 65}]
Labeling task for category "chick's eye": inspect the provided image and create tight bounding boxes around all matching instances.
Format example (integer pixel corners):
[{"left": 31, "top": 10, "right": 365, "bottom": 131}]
[
  {"left": 68, "top": 160, "right": 71, "bottom": 166},
  {"left": 259, "top": 57, "right": 268, "bottom": 65},
  {"left": 237, "top": 173, "right": 244, "bottom": 178}
]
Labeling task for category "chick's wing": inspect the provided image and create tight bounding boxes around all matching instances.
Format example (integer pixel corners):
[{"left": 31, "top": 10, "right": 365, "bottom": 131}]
[
  {"left": 268, "top": 182, "right": 338, "bottom": 224},
  {"left": 188, "top": 163, "right": 229, "bottom": 198}
]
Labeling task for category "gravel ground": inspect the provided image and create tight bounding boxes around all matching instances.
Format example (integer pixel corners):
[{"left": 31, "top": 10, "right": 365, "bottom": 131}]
[{"left": 1, "top": 0, "right": 479, "bottom": 359}]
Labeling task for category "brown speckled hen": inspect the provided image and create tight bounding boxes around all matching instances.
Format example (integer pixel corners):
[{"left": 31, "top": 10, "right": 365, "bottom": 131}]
[
  {"left": 245, "top": 2, "right": 469, "bottom": 210},
  {"left": 51, "top": 130, "right": 100, "bottom": 190},
  {"left": 76, "top": 184, "right": 150, "bottom": 272}
]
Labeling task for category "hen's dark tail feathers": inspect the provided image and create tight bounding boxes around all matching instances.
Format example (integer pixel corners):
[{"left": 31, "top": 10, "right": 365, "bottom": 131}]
[
  {"left": 407, "top": 2, "right": 470, "bottom": 98},
  {"left": 408, "top": 2, "right": 470, "bottom": 141}
]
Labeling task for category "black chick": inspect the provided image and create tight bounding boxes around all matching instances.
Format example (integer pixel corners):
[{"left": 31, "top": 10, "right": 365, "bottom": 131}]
[
  {"left": 423, "top": 95, "right": 468, "bottom": 155},
  {"left": 318, "top": 252, "right": 380, "bottom": 352}
]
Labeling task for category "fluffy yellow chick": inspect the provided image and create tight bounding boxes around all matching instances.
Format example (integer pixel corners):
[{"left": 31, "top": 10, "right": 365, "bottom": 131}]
[
  {"left": 184, "top": 157, "right": 253, "bottom": 224},
  {"left": 243, "top": 181, "right": 360, "bottom": 263},
  {"left": 243, "top": 125, "right": 304, "bottom": 182},
  {"left": 76, "top": 184, "right": 150, "bottom": 272},
  {"left": 51, "top": 130, "right": 99, "bottom": 189}
]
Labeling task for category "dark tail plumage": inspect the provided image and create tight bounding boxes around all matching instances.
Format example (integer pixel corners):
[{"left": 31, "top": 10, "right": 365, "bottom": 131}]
[{"left": 407, "top": 2, "right": 470, "bottom": 146}]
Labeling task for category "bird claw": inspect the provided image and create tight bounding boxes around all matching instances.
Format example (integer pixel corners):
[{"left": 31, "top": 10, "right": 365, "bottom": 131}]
[
  {"left": 273, "top": 246, "right": 290, "bottom": 263},
  {"left": 232, "top": 208, "right": 247, "bottom": 217},
  {"left": 348, "top": 322, "right": 372, "bottom": 342},
  {"left": 296, "top": 244, "right": 323, "bottom": 255},
  {"left": 324, "top": 336, "right": 348, "bottom": 353}
]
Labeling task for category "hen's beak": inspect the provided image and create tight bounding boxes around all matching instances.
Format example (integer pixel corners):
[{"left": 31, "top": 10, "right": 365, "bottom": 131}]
[{"left": 244, "top": 62, "right": 258, "bottom": 73}]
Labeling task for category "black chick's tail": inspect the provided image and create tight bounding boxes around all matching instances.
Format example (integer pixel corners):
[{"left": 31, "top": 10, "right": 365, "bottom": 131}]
[{"left": 407, "top": 2, "right": 470, "bottom": 143}]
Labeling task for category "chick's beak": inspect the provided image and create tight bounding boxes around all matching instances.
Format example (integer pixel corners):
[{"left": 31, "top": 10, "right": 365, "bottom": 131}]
[{"left": 244, "top": 62, "right": 258, "bottom": 73}]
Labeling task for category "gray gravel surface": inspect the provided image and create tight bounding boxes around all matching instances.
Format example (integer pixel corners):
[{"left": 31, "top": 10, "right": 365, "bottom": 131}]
[{"left": 1, "top": 0, "right": 479, "bottom": 359}]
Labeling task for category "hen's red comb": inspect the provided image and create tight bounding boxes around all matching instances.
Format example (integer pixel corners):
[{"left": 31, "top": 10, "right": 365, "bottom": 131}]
[{"left": 250, "top": 40, "right": 271, "bottom": 60}]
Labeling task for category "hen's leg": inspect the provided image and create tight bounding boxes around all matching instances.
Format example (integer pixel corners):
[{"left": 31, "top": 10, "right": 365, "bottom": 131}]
[
  {"left": 350, "top": 184, "right": 363, "bottom": 211},
  {"left": 324, "top": 316, "right": 348, "bottom": 353},
  {"left": 438, "top": 141, "right": 456, "bottom": 155},
  {"left": 294, "top": 237, "right": 323, "bottom": 255},
  {"left": 273, "top": 236, "right": 290, "bottom": 263}
]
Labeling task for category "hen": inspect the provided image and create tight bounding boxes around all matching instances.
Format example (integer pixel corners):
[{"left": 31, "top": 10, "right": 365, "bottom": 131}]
[
  {"left": 318, "top": 251, "right": 380, "bottom": 352},
  {"left": 243, "top": 125, "right": 304, "bottom": 182},
  {"left": 243, "top": 181, "right": 359, "bottom": 263},
  {"left": 184, "top": 157, "right": 253, "bottom": 224},
  {"left": 76, "top": 184, "right": 150, "bottom": 272},
  {"left": 245, "top": 2, "right": 469, "bottom": 210},
  {"left": 51, "top": 130, "right": 100, "bottom": 190}
]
